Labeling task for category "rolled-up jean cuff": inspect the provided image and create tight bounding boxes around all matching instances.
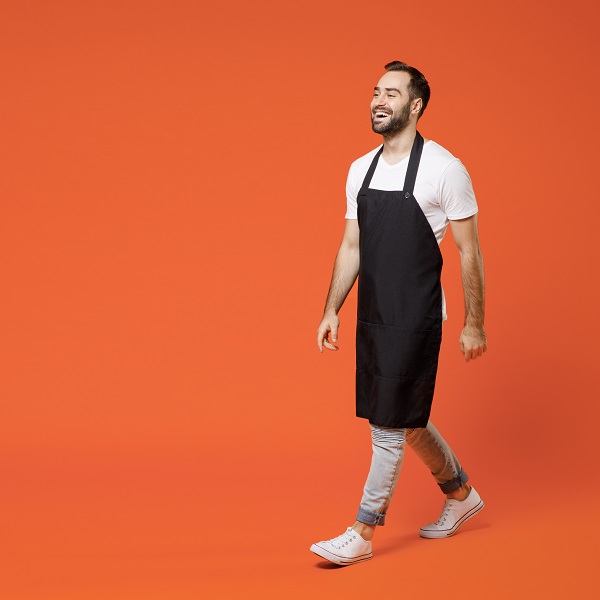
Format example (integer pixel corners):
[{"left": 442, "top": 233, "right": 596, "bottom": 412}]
[
  {"left": 356, "top": 506, "right": 387, "bottom": 526},
  {"left": 438, "top": 469, "right": 469, "bottom": 494}
]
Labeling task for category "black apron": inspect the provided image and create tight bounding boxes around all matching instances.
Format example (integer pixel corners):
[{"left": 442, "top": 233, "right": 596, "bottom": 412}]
[{"left": 356, "top": 131, "right": 443, "bottom": 428}]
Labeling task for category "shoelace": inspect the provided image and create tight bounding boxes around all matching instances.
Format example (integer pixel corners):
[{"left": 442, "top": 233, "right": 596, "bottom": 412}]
[
  {"left": 330, "top": 527, "right": 358, "bottom": 549},
  {"left": 436, "top": 500, "right": 455, "bottom": 526}
]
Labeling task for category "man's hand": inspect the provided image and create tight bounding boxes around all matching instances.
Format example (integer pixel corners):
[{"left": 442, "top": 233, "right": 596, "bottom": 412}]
[
  {"left": 459, "top": 325, "right": 487, "bottom": 361},
  {"left": 317, "top": 313, "right": 341, "bottom": 352}
]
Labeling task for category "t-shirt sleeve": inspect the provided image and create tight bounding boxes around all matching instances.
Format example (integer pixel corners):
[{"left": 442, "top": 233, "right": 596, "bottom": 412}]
[
  {"left": 439, "top": 159, "right": 479, "bottom": 220},
  {"left": 345, "top": 163, "right": 358, "bottom": 219}
]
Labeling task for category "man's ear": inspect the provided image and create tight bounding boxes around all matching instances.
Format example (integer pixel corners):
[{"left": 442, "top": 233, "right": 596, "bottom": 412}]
[{"left": 412, "top": 98, "right": 422, "bottom": 115}]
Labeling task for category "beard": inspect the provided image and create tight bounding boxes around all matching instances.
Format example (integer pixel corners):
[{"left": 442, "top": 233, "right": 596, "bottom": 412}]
[{"left": 371, "top": 100, "right": 412, "bottom": 136}]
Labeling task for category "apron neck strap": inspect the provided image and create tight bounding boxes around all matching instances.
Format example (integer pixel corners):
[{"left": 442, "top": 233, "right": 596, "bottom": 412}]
[
  {"left": 360, "top": 145, "right": 384, "bottom": 193},
  {"left": 403, "top": 130, "right": 424, "bottom": 195},
  {"left": 359, "top": 130, "right": 424, "bottom": 195}
]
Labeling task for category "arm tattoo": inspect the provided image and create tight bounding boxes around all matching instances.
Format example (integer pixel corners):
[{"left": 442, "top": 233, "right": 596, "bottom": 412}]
[{"left": 460, "top": 249, "right": 485, "bottom": 327}]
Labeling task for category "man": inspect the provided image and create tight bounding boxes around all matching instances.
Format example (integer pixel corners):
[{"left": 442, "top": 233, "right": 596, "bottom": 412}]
[{"left": 310, "top": 61, "right": 487, "bottom": 566}]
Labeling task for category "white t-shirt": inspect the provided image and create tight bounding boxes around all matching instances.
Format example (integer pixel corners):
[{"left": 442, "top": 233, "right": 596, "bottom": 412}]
[{"left": 345, "top": 139, "right": 479, "bottom": 321}]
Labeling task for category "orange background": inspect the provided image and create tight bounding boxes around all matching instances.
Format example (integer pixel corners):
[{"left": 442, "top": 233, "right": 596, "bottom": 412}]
[{"left": 1, "top": 1, "right": 599, "bottom": 598}]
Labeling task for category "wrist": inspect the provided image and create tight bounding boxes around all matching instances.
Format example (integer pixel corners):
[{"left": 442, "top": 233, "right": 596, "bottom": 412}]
[{"left": 464, "top": 318, "right": 484, "bottom": 329}]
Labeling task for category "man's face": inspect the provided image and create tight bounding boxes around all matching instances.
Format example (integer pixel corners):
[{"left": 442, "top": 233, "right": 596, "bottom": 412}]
[{"left": 370, "top": 71, "right": 417, "bottom": 136}]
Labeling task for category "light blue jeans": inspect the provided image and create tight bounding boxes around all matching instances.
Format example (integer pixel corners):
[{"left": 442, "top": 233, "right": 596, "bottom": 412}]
[{"left": 356, "top": 420, "right": 469, "bottom": 526}]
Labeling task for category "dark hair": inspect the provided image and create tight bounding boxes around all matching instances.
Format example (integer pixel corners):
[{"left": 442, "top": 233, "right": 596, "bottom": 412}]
[{"left": 384, "top": 60, "right": 430, "bottom": 119}]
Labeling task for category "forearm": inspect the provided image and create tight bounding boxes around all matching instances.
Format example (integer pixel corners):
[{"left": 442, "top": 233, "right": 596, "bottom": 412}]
[
  {"left": 459, "top": 248, "right": 485, "bottom": 328},
  {"left": 323, "top": 246, "right": 360, "bottom": 316}
]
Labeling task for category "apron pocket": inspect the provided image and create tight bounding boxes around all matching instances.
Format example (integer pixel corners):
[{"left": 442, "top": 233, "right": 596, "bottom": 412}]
[{"left": 357, "top": 319, "right": 434, "bottom": 380}]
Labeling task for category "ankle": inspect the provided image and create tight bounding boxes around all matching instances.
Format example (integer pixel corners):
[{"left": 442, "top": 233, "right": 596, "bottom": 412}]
[
  {"left": 446, "top": 483, "right": 471, "bottom": 501},
  {"left": 352, "top": 521, "right": 376, "bottom": 541}
]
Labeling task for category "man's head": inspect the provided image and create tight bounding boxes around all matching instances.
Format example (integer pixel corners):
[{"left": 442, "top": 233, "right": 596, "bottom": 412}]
[{"left": 371, "top": 60, "right": 431, "bottom": 136}]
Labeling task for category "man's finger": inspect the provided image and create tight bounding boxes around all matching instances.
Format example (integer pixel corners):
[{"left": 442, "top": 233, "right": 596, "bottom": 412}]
[
  {"left": 331, "top": 326, "right": 338, "bottom": 343},
  {"left": 323, "top": 338, "right": 339, "bottom": 351}
]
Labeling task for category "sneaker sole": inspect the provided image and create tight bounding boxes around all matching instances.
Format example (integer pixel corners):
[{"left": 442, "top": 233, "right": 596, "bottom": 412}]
[
  {"left": 419, "top": 499, "right": 485, "bottom": 539},
  {"left": 310, "top": 543, "right": 373, "bottom": 566}
]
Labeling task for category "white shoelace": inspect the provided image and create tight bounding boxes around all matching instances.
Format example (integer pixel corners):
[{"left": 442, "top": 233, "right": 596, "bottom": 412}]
[
  {"left": 436, "top": 500, "right": 454, "bottom": 525},
  {"left": 329, "top": 527, "right": 358, "bottom": 549}
]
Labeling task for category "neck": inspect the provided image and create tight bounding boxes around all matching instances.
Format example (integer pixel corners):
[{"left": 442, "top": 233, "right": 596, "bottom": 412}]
[{"left": 381, "top": 126, "right": 418, "bottom": 163}]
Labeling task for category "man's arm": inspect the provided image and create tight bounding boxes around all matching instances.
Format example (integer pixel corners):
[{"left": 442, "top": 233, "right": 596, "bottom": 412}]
[
  {"left": 317, "top": 219, "right": 360, "bottom": 353},
  {"left": 449, "top": 213, "right": 488, "bottom": 361}
]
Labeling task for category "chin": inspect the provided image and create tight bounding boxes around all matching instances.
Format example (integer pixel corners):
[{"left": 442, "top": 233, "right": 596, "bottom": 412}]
[{"left": 372, "top": 125, "right": 389, "bottom": 135}]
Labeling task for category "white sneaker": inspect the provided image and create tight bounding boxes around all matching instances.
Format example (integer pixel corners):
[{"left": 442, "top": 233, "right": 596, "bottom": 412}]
[
  {"left": 310, "top": 526, "right": 373, "bottom": 565},
  {"left": 420, "top": 486, "right": 484, "bottom": 539}
]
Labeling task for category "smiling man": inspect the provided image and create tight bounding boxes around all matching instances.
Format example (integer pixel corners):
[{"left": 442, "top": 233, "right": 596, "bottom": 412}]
[{"left": 311, "top": 61, "right": 488, "bottom": 566}]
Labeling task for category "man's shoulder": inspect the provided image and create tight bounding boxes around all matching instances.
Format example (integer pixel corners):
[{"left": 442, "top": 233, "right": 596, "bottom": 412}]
[
  {"left": 349, "top": 145, "right": 383, "bottom": 173},
  {"left": 423, "top": 140, "right": 463, "bottom": 173},
  {"left": 425, "top": 139, "right": 457, "bottom": 160}
]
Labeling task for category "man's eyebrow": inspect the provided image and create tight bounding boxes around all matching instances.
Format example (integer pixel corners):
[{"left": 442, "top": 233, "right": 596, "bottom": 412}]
[{"left": 374, "top": 87, "right": 402, "bottom": 93}]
